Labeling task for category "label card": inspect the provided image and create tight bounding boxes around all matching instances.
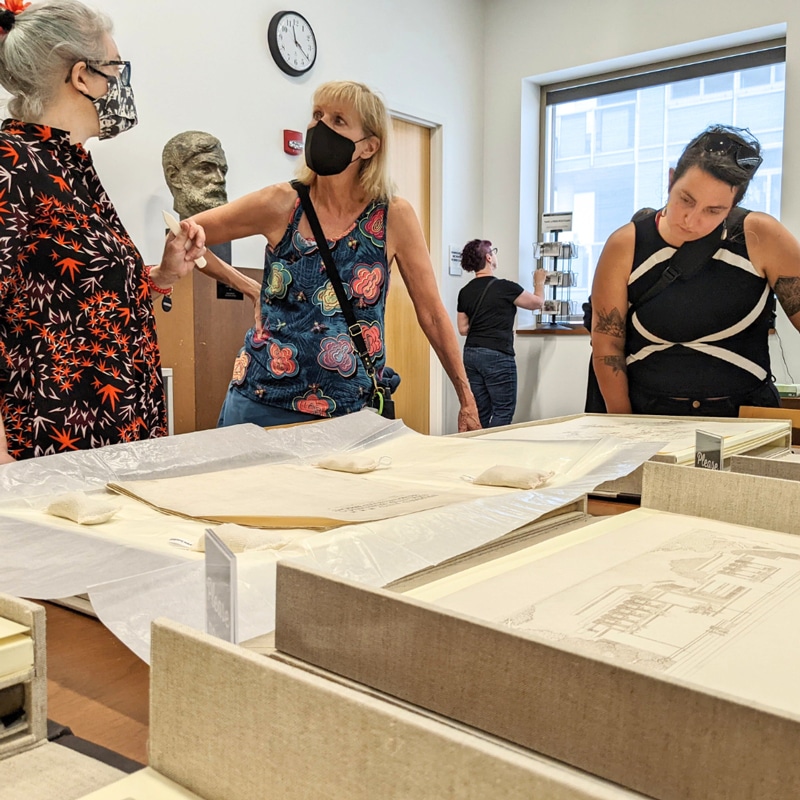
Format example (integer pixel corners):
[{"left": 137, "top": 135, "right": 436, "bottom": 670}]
[
  {"left": 205, "top": 529, "right": 238, "bottom": 643},
  {"left": 542, "top": 212, "right": 573, "bottom": 233},
  {"left": 448, "top": 246, "right": 463, "bottom": 276},
  {"left": 695, "top": 430, "right": 724, "bottom": 470}
]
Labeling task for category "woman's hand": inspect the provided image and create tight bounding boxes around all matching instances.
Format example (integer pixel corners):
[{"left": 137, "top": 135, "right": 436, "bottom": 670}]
[
  {"left": 458, "top": 402, "right": 482, "bottom": 432},
  {"left": 0, "top": 450, "right": 15, "bottom": 465},
  {"left": 149, "top": 219, "right": 207, "bottom": 290}
]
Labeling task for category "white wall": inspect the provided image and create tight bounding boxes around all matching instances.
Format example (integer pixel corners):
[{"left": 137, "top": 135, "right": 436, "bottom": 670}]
[
  {"left": 483, "top": 0, "right": 800, "bottom": 422},
  {"left": 0, "top": 0, "right": 487, "bottom": 433}
]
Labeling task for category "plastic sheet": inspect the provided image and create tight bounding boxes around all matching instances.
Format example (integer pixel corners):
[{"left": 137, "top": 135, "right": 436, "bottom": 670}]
[
  {"left": 0, "top": 412, "right": 403, "bottom": 623},
  {"left": 0, "top": 424, "right": 277, "bottom": 501},
  {"left": 87, "top": 431, "right": 661, "bottom": 662},
  {"left": 0, "top": 410, "right": 662, "bottom": 662},
  {"left": 0, "top": 515, "right": 188, "bottom": 599},
  {"left": 0, "top": 412, "right": 402, "bottom": 502}
]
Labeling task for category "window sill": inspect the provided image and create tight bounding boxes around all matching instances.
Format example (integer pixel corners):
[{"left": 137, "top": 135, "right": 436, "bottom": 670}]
[{"left": 516, "top": 324, "right": 589, "bottom": 336}]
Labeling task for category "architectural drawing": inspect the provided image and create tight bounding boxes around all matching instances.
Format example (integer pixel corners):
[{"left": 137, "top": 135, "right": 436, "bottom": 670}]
[
  {"left": 502, "top": 528, "right": 800, "bottom": 676},
  {"left": 478, "top": 415, "right": 788, "bottom": 463},
  {"left": 417, "top": 509, "right": 800, "bottom": 715}
]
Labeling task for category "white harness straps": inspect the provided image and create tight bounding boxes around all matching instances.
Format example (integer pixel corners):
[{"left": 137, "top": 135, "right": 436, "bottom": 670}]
[{"left": 626, "top": 249, "right": 770, "bottom": 382}]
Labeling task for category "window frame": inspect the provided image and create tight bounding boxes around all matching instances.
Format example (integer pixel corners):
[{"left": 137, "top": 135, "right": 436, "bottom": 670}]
[{"left": 537, "top": 40, "right": 786, "bottom": 320}]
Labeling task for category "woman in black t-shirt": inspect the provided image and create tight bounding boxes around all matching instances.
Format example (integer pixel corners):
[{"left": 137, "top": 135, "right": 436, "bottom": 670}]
[{"left": 457, "top": 240, "right": 545, "bottom": 427}]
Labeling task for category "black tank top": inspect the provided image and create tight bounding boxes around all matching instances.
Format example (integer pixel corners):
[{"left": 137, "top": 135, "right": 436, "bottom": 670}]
[{"left": 625, "top": 208, "right": 775, "bottom": 397}]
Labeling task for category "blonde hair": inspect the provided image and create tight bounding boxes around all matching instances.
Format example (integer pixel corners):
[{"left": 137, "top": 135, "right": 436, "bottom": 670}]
[
  {"left": 0, "top": 0, "right": 112, "bottom": 120},
  {"left": 295, "top": 80, "right": 396, "bottom": 203}
]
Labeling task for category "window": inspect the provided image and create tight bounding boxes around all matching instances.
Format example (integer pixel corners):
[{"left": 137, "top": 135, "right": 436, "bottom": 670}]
[{"left": 540, "top": 45, "right": 786, "bottom": 310}]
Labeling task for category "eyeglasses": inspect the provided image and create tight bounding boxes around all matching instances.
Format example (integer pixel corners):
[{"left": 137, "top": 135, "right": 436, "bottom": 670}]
[
  {"left": 86, "top": 60, "right": 132, "bottom": 87},
  {"left": 489, "top": 247, "right": 498, "bottom": 255},
  {"left": 703, "top": 133, "right": 763, "bottom": 173}
]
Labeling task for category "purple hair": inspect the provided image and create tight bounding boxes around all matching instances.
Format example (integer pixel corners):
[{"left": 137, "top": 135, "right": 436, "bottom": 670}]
[{"left": 461, "top": 239, "right": 491, "bottom": 273}]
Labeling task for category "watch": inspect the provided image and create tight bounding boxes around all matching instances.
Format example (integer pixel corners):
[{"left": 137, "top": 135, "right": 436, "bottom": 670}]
[{"left": 267, "top": 11, "right": 317, "bottom": 77}]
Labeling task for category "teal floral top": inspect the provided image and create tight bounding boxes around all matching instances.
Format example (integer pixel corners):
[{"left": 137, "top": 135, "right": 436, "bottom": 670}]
[{"left": 231, "top": 192, "right": 389, "bottom": 417}]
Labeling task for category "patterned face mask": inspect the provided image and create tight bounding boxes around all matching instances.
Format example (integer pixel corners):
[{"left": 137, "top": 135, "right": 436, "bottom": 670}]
[{"left": 83, "top": 74, "right": 138, "bottom": 140}]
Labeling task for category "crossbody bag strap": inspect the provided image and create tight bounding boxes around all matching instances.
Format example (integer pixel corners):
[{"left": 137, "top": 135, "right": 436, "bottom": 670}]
[
  {"left": 631, "top": 214, "right": 727, "bottom": 314},
  {"left": 470, "top": 276, "right": 497, "bottom": 321},
  {"left": 291, "top": 180, "right": 379, "bottom": 388}
]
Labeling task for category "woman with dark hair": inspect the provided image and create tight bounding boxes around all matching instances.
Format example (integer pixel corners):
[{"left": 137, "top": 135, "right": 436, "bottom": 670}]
[
  {"left": 457, "top": 240, "right": 544, "bottom": 427},
  {"left": 591, "top": 124, "right": 800, "bottom": 417},
  {"left": 0, "top": 0, "right": 205, "bottom": 462}
]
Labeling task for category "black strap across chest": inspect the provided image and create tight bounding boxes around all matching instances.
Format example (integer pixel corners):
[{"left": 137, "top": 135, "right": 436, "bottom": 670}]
[
  {"left": 470, "top": 277, "right": 497, "bottom": 319},
  {"left": 291, "top": 179, "right": 379, "bottom": 389},
  {"left": 631, "top": 207, "right": 748, "bottom": 314}
]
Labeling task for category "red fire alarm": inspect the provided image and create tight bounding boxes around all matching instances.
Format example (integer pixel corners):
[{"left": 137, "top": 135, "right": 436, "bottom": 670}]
[{"left": 283, "top": 130, "right": 303, "bottom": 156}]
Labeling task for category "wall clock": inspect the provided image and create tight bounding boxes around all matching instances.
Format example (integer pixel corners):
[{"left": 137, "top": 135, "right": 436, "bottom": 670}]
[{"left": 267, "top": 11, "right": 317, "bottom": 77}]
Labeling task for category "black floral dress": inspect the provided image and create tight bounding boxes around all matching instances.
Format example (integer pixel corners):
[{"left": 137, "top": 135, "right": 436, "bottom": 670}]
[{"left": 0, "top": 120, "right": 167, "bottom": 460}]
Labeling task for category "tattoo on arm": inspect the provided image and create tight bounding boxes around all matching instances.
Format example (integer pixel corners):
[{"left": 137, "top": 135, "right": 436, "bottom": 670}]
[
  {"left": 594, "top": 307, "right": 626, "bottom": 338},
  {"left": 595, "top": 355, "right": 627, "bottom": 375},
  {"left": 775, "top": 276, "right": 800, "bottom": 318}
]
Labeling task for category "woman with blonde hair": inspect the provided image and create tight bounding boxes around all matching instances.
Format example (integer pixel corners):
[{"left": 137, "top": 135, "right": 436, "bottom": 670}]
[{"left": 195, "top": 80, "right": 479, "bottom": 430}]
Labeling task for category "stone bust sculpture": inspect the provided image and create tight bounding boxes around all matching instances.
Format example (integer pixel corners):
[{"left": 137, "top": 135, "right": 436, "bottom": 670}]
[{"left": 162, "top": 131, "right": 229, "bottom": 220}]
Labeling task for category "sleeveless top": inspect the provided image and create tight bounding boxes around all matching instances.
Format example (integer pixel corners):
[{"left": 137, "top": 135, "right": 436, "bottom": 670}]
[
  {"left": 625, "top": 208, "right": 775, "bottom": 398},
  {"left": 232, "top": 193, "right": 389, "bottom": 417}
]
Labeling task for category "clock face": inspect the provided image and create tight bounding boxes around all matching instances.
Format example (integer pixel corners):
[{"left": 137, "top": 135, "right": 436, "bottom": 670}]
[{"left": 268, "top": 11, "right": 317, "bottom": 77}]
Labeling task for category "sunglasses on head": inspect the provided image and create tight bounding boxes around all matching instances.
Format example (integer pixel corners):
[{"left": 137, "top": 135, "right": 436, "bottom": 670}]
[{"left": 702, "top": 133, "right": 763, "bottom": 173}]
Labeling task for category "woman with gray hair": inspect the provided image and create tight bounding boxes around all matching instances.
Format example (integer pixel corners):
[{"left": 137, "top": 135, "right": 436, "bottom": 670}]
[{"left": 0, "top": 0, "right": 205, "bottom": 461}]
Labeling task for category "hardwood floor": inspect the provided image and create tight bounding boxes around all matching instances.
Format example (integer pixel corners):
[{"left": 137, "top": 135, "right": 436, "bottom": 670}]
[{"left": 42, "top": 602, "right": 149, "bottom": 765}]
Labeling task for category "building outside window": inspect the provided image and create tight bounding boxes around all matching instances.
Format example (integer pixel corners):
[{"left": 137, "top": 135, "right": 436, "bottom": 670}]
[{"left": 541, "top": 46, "right": 786, "bottom": 311}]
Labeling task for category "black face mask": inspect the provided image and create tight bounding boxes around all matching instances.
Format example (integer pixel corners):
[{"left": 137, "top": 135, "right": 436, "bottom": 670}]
[{"left": 304, "top": 120, "right": 366, "bottom": 176}]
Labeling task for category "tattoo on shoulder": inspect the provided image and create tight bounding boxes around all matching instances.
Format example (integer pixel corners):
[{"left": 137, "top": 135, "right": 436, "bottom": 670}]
[
  {"left": 775, "top": 276, "right": 800, "bottom": 318},
  {"left": 594, "top": 307, "right": 626, "bottom": 338}
]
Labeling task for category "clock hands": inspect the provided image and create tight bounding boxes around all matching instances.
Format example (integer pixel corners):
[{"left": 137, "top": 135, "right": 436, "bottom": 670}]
[{"left": 292, "top": 20, "right": 309, "bottom": 60}]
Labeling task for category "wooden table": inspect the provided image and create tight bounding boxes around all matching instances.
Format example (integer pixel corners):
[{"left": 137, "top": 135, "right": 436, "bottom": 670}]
[{"left": 43, "top": 602, "right": 149, "bottom": 764}]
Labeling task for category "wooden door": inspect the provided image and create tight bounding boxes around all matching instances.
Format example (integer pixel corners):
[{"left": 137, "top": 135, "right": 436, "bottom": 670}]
[
  {"left": 386, "top": 117, "right": 432, "bottom": 434},
  {"left": 154, "top": 268, "right": 262, "bottom": 434}
]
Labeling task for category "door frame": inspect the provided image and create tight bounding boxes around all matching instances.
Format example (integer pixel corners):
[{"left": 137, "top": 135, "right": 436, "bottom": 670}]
[{"left": 389, "top": 109, "right": 446, "bottom": 435}]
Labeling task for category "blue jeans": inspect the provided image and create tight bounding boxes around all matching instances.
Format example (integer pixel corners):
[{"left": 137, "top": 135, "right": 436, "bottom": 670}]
[
  {"left": 217, "top": 385, "right": 321, "bottom": 428},
  {"left": 463, "top": 346, "right": 517, "bottom": 428}
]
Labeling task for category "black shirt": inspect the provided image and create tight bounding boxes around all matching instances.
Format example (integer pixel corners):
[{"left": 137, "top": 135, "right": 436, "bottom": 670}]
[
  {"left": 457, "top": 277, "right": 524, "bottom": 356},
  {"left": 626, "top": 209, "right": 774, "bottom": 397}
]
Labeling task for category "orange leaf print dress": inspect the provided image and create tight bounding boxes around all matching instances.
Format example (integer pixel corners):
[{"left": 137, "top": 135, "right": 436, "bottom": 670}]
[{"left": 0, "top": 120, "right": 167, "bottom": 460}]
